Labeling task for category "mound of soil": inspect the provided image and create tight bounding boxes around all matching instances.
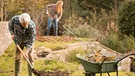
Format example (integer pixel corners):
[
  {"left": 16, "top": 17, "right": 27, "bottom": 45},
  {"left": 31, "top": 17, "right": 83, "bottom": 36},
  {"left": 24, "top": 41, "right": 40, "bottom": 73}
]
[{"left": 36, "top": 36, "right": 75, "bottom": 42}]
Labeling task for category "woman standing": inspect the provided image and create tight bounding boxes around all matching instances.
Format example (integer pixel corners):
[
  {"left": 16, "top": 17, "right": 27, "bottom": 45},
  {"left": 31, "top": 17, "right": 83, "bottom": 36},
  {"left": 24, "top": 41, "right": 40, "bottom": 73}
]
[{"left": 45, "top": 0, "right": 63, "bottom": 36}]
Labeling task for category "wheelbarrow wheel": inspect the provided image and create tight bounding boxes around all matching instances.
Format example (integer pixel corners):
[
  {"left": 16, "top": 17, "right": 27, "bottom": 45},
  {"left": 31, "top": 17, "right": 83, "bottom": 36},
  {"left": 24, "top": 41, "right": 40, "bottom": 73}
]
[{"left": 85, "top": 72, "right": 95, "bottom": 76}]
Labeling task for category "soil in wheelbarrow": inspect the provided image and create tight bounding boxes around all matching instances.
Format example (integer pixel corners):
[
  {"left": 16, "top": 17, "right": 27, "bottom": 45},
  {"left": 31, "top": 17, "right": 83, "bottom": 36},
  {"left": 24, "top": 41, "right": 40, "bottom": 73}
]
[{"left": 36, "top": 69, "right": 70, "bottom": 76}]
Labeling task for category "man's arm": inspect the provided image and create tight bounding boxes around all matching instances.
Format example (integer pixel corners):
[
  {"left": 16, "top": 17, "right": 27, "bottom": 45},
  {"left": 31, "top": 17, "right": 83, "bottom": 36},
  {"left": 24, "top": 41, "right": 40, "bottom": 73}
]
[
  {"left": 25, "top": 21, "right": 36, "bottom": 50},
  {"left": 8, "top": 18, "right": 14, "bottom": 36},
  {"left": 8, "top": 17, "right": 17, "bottom": 41},
  {"left": 8, "top": 16, "right": 21, "bottom": 45}
]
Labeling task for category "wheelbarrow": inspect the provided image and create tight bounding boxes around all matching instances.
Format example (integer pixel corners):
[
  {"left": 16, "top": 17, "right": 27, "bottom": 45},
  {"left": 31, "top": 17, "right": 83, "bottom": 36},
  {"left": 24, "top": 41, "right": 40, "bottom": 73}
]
[{"left": 76, "top": 52, "right": 135, "bottom": 76}]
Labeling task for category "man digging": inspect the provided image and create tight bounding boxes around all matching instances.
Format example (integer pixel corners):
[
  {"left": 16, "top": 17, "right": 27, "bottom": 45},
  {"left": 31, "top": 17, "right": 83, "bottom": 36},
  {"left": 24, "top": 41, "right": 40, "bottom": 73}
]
[{"left": 8, "top": 13, "right": 36, "bottom": 76}]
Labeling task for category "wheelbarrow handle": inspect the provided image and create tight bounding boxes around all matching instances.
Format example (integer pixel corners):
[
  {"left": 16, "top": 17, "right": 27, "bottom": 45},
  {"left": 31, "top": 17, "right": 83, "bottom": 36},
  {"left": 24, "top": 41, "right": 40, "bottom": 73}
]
[
  {"left": 16, "top": 45, "right": 34, "bottom": 69},
  {"left": 117, "top": 52, "right": 135, "bottom": 63},
  {"left": 101, "top": 58, "right": 108, "bottom": 65}
]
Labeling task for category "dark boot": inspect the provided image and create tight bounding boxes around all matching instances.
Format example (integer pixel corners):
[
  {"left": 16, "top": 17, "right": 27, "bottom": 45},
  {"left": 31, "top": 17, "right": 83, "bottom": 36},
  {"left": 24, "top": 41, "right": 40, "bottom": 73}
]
[
  {"left": 54, "top": 28, "right": 58, "bottom": 36},
  {"left": 46, "top": 28, "right": 50, "bottom": 36}
]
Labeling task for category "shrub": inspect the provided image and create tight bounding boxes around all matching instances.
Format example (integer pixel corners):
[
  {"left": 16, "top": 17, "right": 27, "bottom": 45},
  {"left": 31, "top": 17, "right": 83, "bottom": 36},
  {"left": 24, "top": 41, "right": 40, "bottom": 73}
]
[
  {"left": 63, "top": 23, "right": 101, "bottom": 40},
  {"left": 65, "top": 48, "right": 84, "bottom": 62},
  {"left": 118, "top": 0, "right": 135, "bottom": 37},
  {"left": 101, "top": 32, "right": 135, "bottom": 53}
]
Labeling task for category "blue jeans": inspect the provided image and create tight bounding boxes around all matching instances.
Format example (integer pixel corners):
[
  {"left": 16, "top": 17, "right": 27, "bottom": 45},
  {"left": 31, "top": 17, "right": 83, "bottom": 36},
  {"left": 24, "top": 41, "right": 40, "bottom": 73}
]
[
  {"left": 46, "top": 18, "right": 58, "bottom": 36},
  {"left": 47, "top": 18, "right": 58, "bottom": 29}
]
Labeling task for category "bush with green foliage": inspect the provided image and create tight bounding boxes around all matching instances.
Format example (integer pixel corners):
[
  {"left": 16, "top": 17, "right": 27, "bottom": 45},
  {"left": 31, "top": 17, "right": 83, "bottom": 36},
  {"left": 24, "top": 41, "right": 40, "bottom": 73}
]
[
  {"left": 65, "top": 48, "right": 84, "bottom": 62},
  {"left": 118, "top": 0, "right": 135, "bottom": 37},
  {"left": 63, "top": 17, "right": 102, "bottom": 39},
  {"left": 101, "top": 32, "right": 135, "bottom": 53}
]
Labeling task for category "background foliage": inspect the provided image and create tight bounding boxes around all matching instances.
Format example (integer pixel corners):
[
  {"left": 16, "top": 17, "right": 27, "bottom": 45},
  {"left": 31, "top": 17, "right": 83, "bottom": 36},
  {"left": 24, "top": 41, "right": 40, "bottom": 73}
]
[{"left": 118, "top": 0, "right": 135, "bottom": 37}]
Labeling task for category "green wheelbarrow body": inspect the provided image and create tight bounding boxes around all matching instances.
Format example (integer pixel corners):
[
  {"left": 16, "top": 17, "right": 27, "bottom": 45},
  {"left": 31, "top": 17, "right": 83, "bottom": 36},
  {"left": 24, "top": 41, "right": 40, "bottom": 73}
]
[{"left": 76, "top": 53, "right": 135, "bottom": 76}]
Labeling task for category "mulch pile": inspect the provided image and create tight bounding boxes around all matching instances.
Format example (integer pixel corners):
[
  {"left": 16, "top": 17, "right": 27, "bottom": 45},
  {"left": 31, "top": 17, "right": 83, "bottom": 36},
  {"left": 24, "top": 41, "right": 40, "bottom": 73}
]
[
  {"left": 85, "top": 50, "right": 115, "bottom": 62},
  {"left": 36, "top": 36, "right": 75, "bottom": 42}
]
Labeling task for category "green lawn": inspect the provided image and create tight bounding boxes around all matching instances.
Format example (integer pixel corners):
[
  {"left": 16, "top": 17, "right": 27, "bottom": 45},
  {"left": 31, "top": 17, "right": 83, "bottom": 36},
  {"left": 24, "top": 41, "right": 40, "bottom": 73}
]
[{"left": 0, "top": 39, "right": 135, "bottom": 76}]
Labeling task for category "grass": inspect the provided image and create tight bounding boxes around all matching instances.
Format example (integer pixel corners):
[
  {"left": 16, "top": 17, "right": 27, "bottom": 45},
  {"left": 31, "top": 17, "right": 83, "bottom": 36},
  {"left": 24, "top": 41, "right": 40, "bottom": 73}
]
[
  {"left": 35, "top": 41, "right": 68, "bottom": 51},
  {"left": 0, "top": 39, "right": 135, "bottom": 76},
  {"left": 0, "top": 43, "right": 15, "bottom": 76},
  {"left": 34, "top": 59, "right": 80, "bottom": 72},
  {"left": 34, "top": 37, "right": 91, "bottom": 51}
]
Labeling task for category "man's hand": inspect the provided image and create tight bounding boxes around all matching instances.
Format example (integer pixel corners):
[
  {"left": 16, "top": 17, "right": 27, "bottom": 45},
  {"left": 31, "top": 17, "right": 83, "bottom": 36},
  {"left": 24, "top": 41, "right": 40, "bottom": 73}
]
[
  {"left": 11, "top": 34, "right": 15, "bottom": 40},
  {"left": 12, "top": 34, "right": 18, "bottom": 45},
  {"left": 24, "top": 49, "right": 29, "bottom": 58}
]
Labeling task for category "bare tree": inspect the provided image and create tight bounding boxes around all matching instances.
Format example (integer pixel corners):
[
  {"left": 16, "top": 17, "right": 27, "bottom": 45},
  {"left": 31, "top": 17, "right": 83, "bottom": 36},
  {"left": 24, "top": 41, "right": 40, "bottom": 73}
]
[
  {"left": 0, "top": 0, "right": 4, "bottom": 21},
  {"left": 0, "top": 0, "right": 17, "bottom": 21}
]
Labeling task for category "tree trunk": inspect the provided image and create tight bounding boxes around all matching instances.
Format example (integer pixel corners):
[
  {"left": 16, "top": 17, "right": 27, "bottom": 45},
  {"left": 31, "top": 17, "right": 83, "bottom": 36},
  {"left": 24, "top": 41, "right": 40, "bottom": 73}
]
[
  {"left": 114, "top": 0, "right": 118, "bottom": 15},
  {"left": 0, "top": 1, "right": 4, "bottom": 21}
]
